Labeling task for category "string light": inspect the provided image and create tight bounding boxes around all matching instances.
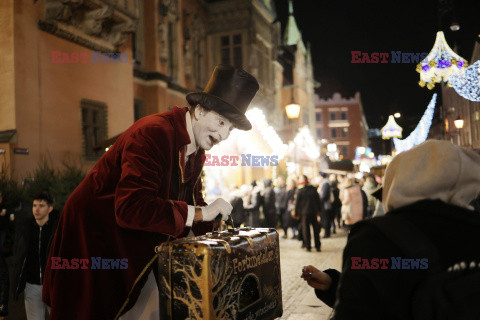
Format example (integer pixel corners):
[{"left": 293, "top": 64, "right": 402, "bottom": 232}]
[
  {"left": 417, "top": 31, "right": 467, "bottom": 89},
  {"left": 292, "top": 126, "right": 320, "bottom": 160},
  {"left": 393, "top": 94, "right": 437, "bottom": 153},
  {"left": 245, "top": 108, "right": 288, "bottom": 159},
  {"left": 449, "top": 60, "right": 480, "bottom": 102}
]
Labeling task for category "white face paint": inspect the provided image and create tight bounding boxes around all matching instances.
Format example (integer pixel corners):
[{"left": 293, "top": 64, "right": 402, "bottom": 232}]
[{"left": 192, "top": 106, "right": 235, "bottom": 150}]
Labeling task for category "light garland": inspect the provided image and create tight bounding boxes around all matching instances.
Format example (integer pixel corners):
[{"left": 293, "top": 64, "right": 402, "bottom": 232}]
[
  {"left": 393, "top": 94, "right": 437, "bottom": 154},
  {"left": 449, "top": 60, "right": 480, "bottom": 102},
  {"left": 381, "top": 115, "right": 403, "bottom": 139},
  {"left": 293, "top": 126, "right": 320, "bottom": 160},
  {"left": 245, "top": 108, "right": 288, "bottom": 159},
  {"left": 417, "top": 31, "right": 468, "bottom": 89}
]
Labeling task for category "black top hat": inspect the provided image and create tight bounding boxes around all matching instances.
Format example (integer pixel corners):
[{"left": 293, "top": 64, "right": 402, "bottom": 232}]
[{"left": 186, "top": 65, "right": 259, "bottom": 130}]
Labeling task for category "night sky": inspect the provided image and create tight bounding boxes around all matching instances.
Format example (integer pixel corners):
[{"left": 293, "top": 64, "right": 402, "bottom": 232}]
[{"left": 273, "top": 0, "right": 480, "bottom": 133}]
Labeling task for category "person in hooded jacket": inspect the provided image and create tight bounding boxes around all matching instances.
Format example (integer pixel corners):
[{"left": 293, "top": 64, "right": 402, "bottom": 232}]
[{"left": 301, "top": 140, "right": 480, "bottom": 319}]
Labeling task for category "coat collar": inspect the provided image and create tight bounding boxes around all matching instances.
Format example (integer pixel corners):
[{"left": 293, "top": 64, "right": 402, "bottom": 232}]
[
  {"left": 184, "top": 110, "right": 197, "bottom": 158},
  {"left": 171, "top": 106, "right": 205, "bottom": 184}
]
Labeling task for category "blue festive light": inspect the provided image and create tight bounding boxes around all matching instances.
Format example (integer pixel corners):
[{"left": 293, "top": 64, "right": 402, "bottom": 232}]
[
  {"left": 449, "top": 60, "right": 480, "bottom": 102},
  {"left": 393, "top": 94, "right": 437, "bottom": 154}
]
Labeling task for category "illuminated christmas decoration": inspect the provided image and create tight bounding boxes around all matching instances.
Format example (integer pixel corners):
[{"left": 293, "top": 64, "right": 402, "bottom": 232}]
[
  {"left": 416, "top": 31, "right": 467, "bottom": 89},
  {"left": 290, "top": 126, "right": 320, "bottom": 160},
  {"left": 393, "top": 94, "right": 437, "bottom": 154},
  {"left": 449, "top": 60, "right": 480, "bottom": 102},
  {"left": 381, "top": 115, "right": 403, "bottom": 139},
  {"left": 245, "top": 108, "right": 289, "bottom": 159}
]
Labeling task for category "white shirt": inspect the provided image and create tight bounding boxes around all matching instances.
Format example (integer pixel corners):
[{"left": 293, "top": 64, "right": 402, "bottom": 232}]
[{"left": 184, "top": 110, "right": 197, "bottom": 163}]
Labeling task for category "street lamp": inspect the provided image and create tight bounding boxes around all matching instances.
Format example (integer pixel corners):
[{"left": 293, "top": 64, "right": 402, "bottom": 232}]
[
  {"left": 286, "top": 94, "right": 301, "bottom": 174},
  {"left": 394, "top": 112, "right": 401, "bottom": 118},
  {"left": 454, "top": 116, "right": 464, "bottom": 129},
  {"left": 285, "top": 102, "right": 300, "bottom": 119}
]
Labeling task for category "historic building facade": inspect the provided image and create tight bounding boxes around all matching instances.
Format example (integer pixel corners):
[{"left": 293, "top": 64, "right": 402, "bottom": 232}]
[
  {"left": 0, "top": 0, "right": 138, "bottom": 179},
  {"left": 440, "top": 41, "right": 480, "bottom": 150},
  {"left": 277, "top": 0, "right": 317, "bottom": 141},
  {"left": 0, "top": 0, "right": 318, "bottom": 180},
  {"left": 314, "top": 92, "right": 369, "bottom": 160}
]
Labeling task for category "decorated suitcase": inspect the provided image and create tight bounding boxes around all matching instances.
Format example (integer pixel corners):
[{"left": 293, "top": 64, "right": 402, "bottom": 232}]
[{"left": 156, "top": 227, "right": 282, "bottom": 319}]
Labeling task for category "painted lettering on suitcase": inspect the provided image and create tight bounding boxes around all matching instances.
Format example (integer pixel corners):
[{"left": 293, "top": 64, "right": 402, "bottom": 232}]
[{"left": 157, "top": 228, "right": 283, "bottom": 319}]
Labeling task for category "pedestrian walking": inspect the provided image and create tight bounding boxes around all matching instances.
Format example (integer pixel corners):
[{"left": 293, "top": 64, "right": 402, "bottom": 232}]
[
  {"left": 294, "top": 175, "right": 322, "bottom": 252},
  {"left": 331, "top": 179, "right": 342, "bottom": 230},
  {"left": 340, "top": 178, "right": 363, "bottom": 231},
  {"left": 275, "top": 177, "right": 288, "bottom": 237},
  {"left": 262, "top": 179, "right": 276, "bottom": 228},
  {"left": 362, "top": 176, "right": 377, "bottom": 219},
  {"left": 318, "top": 173, "right": 334, "bottom": 238},
  {"left": 285, "top": 177, "right": 298, "bottom": 239},
  {"left": 245, "top": 180, "right": 263, "bottom": 227}
]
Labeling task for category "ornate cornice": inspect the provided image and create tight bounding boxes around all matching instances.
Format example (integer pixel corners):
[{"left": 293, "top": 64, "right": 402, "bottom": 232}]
[{"left": 40, "top": 0, "right": 138, "bottom": 52}]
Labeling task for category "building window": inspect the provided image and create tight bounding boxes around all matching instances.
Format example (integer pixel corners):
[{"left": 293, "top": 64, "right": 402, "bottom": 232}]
[
  {"left": 81, "top": 99, "right": 107, "bottom": 160},
  {"left": 220, "top": 34, "right": 243, "bottom": 68},
  {"left": 340, "top": 112, "right": 347, "bottom": 120},
  {"left": 330, "top": 128, "right": 337, "bottom": 138},
  {"left": 340, "top": 146, "right": 348, "bottom": 157},
  {"left": 341, "top": 127, "right": 348, "bottom": 138},
  {"left": 330, "top": 112, "right": 336, "bottom": 121},
  {"left": 317, "top": 128, "right": 323, "bottom": 138},
  {"left": 316, "top": 112, "right": 322, "bottom": 122},
  {"left": 134, "top": 98, "right": 146, "bottom": 122}
]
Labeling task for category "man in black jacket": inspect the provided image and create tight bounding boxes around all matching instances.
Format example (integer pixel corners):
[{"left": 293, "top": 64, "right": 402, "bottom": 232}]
[
  {"left": 262, "top": 179, "right": 277, "bottom": 228},
  {"left": 301, "top": 140, "right": 480, "bottom": 319},
  {"left": 12, "top": 192, "right": 59, "bottom": 320},
  {"left": 295, "top": 175, "right": 323, "bottom": 252}
]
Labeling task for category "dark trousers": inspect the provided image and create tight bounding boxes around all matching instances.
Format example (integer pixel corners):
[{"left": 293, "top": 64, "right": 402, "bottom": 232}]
[
  {"left": 301, "top": 215, "right": 321, "bottom": 250},
  {"left": 334, "top": 206, "right": 341, "bottom": 227},
  {"left": 323, "top": 209, "right": 336, "bottom": 237},
  {"left": 264, "top": 211, "right": 277, "bottom": 228},
  {"left": 247, "top": 209, "right": 261, "bottom": 227}
]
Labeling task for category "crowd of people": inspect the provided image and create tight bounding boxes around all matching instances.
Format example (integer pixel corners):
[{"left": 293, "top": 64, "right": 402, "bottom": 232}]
[{"left": 221, "top": 168, "right": 385, "bottom": 252}]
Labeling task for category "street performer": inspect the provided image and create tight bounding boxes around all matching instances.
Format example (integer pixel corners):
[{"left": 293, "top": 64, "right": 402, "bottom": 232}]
[{"left": 42, "top": 65, "right": 259, "bottom": 320}]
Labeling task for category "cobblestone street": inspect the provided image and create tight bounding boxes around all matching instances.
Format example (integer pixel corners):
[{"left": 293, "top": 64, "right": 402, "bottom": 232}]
[
  {"left": 278, "top": 229, "right": 347, "bottom": 320},
  {"left": 5, "top": 228, "right": 347, "bottom": 320}
]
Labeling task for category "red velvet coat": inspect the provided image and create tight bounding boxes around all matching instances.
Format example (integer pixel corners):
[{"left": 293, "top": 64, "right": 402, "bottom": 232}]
[{"left": 42, "top": 106, "right": 213, "bottom": 320}]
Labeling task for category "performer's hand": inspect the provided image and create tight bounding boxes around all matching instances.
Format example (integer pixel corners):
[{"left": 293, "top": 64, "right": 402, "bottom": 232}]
[
  {"left": 201, "top": 198, "right": 233, "bottom": 222},
  {"left": 301, "top": 265, "right": 332, "bottom": 291}
]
